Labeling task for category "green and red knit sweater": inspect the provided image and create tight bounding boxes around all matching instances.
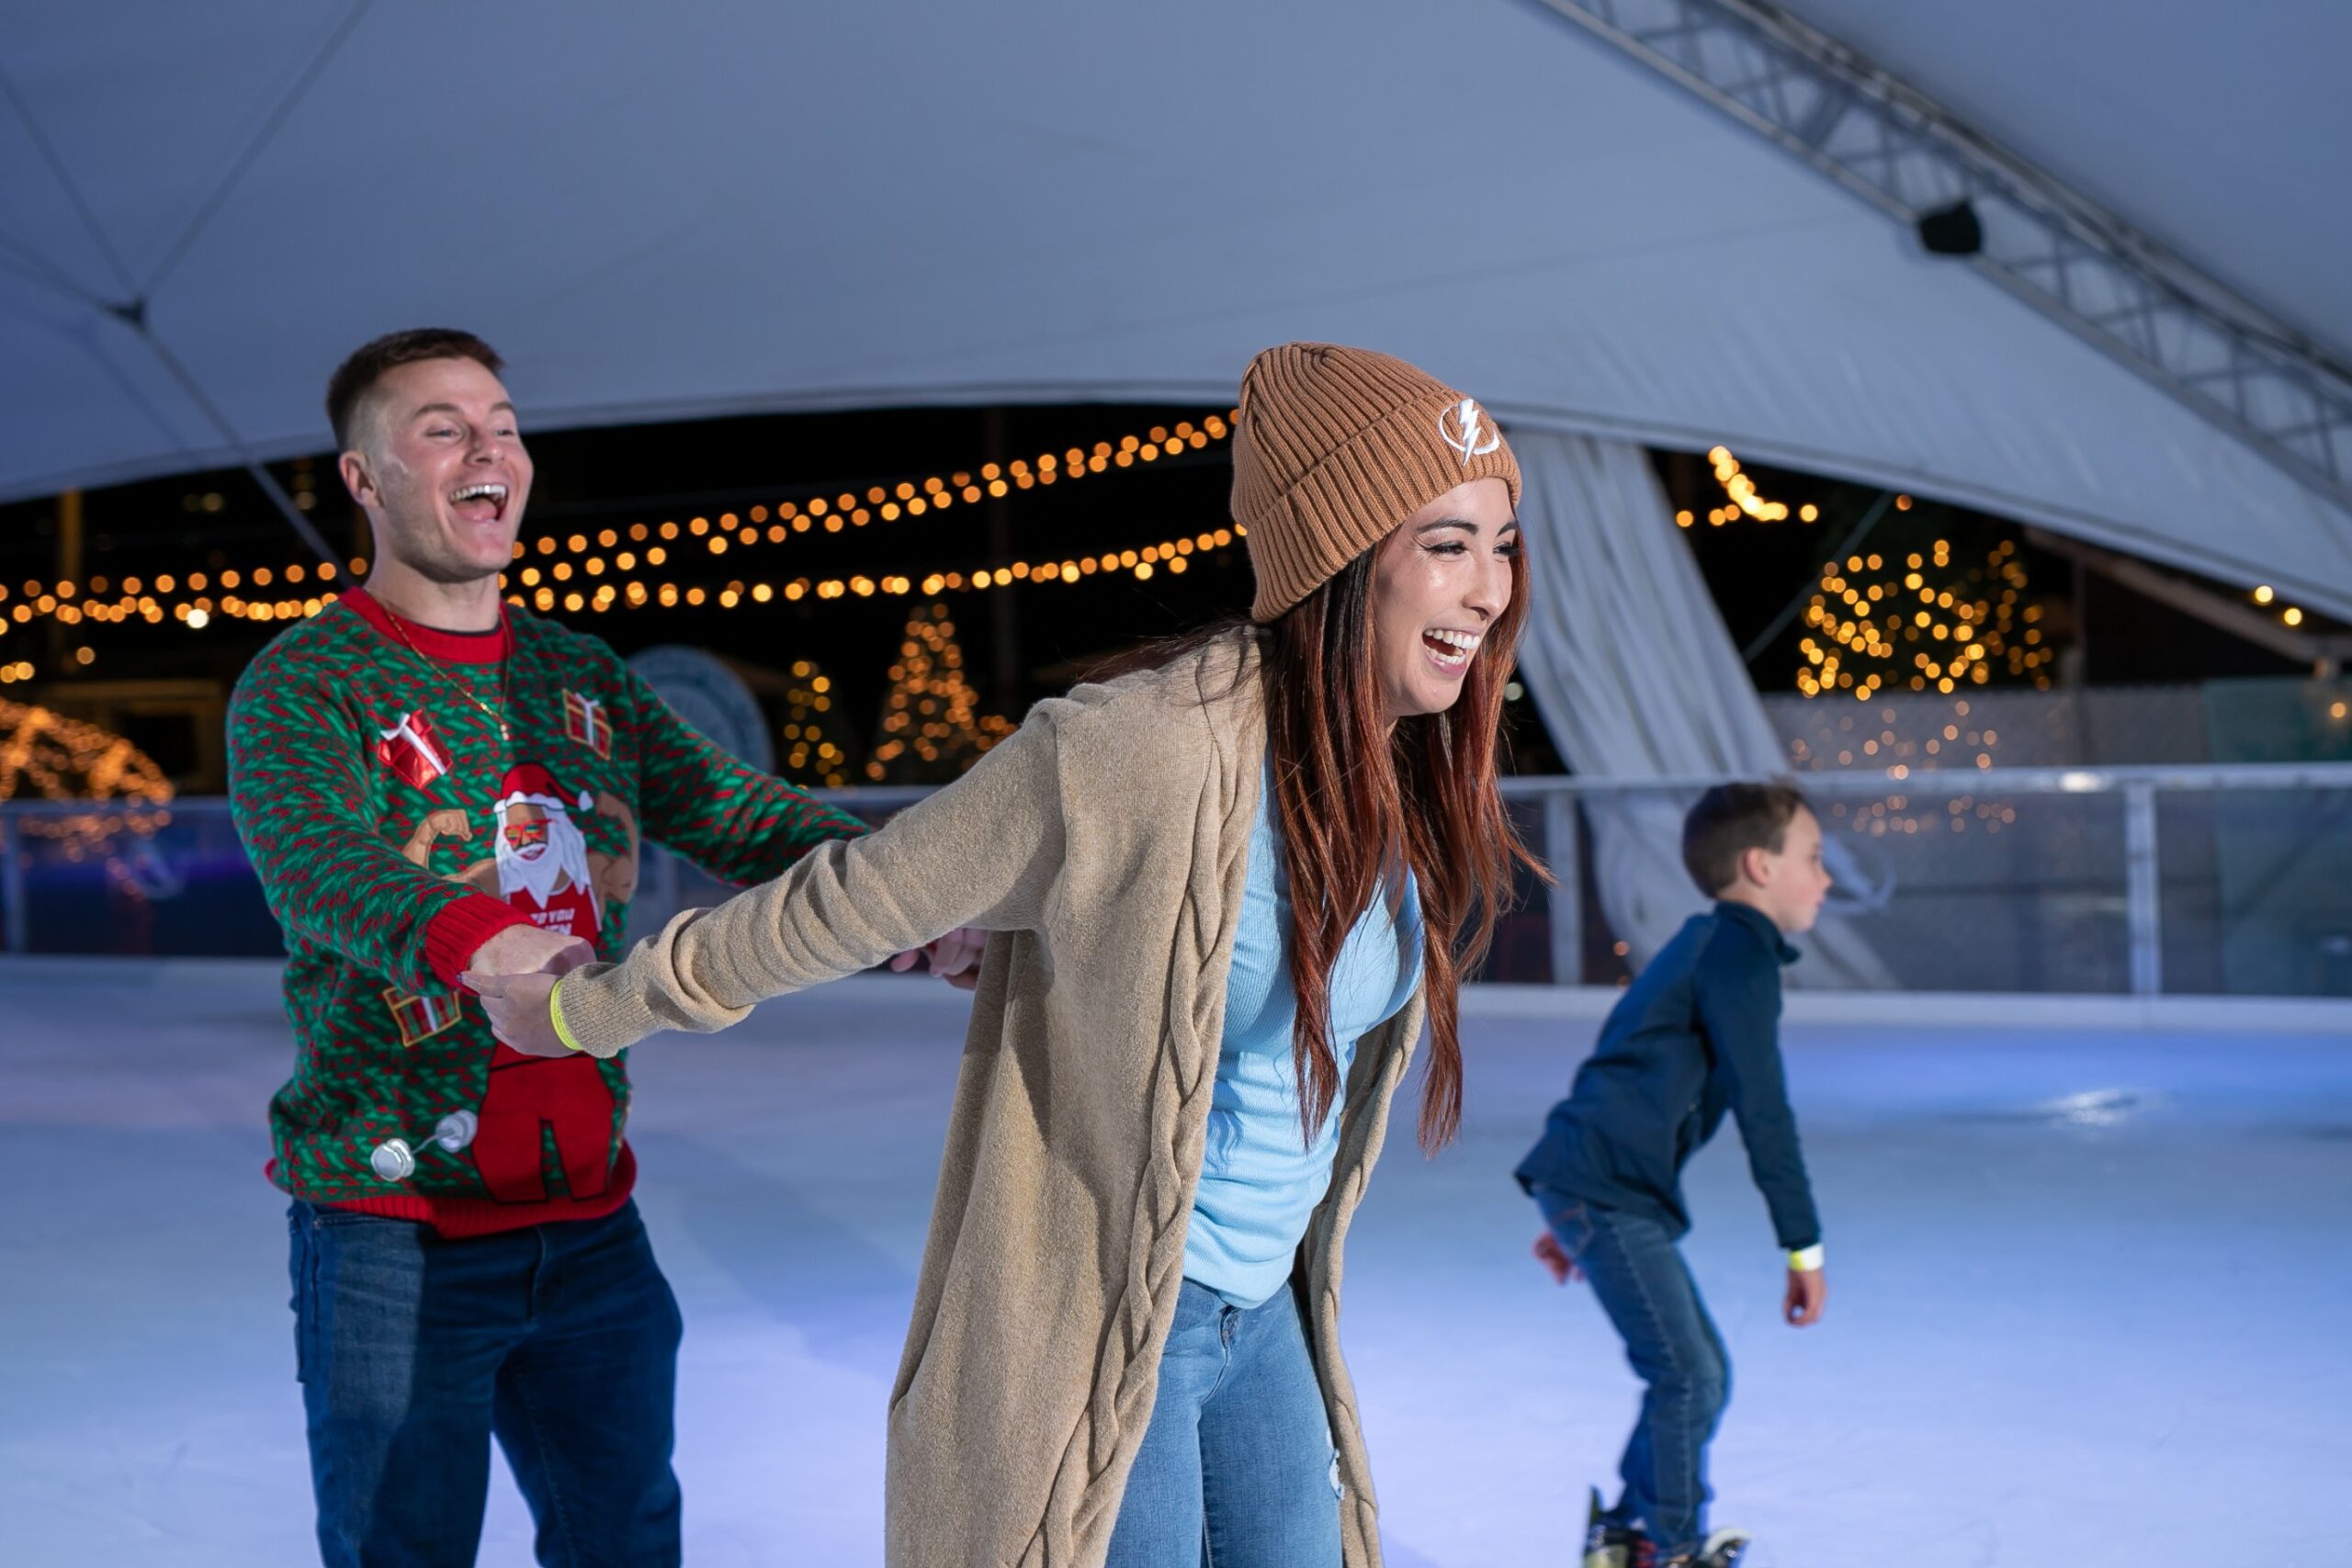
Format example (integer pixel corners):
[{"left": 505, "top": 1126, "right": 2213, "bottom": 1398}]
[{"left": 227, "top": 588, "right": 864, "bottom": 1236}]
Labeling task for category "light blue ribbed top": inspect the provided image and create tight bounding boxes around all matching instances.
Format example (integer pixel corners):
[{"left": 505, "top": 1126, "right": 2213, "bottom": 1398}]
[{"left": 1182, "top": 765, "right": 1423, "bottom": 1307}]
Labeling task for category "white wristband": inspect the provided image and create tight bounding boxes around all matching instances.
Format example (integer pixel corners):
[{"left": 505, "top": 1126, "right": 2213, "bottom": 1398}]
[{"left": 1787, "top": 1244, "right": 1825, "bottom": 1272}]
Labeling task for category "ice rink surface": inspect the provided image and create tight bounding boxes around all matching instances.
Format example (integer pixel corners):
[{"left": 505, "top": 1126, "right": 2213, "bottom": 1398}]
[{"left": 5, "top": 958, "right": 2347, "bottom": 1566}]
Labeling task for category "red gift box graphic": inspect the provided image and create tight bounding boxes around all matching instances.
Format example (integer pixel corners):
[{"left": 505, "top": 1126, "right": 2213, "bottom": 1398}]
[
  {"left": 381, "top": 986, "right": 463, "bottom": 1047},
  {"left": 561, "top": 690, "right": 611, "bottom": 759},
  {"left": 375, "top": 709, "right": 454, "bottom": 789}
]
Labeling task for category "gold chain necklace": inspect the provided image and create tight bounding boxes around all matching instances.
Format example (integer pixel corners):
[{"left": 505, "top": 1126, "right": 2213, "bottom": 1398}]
[{"left": 381, "top": 608, "right": 514, "bottom": 745}]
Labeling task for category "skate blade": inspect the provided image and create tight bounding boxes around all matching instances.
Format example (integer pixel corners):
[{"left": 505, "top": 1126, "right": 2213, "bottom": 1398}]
[{"left": 1701, "top": 1528, "right": 1753, "bottom": 1567}]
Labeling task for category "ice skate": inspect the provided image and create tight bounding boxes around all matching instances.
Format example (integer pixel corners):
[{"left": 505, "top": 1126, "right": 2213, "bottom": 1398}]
[
  {"left": 1658, "top": 1527, "right": 1751, "bottom": 1568},
  {"left": 1582, "top": 1484, "right": 1656, "bottom": 1568}
]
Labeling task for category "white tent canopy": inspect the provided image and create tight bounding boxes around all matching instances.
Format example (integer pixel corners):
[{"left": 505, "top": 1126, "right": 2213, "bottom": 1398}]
[{"left": 6, "top": 0, "right": 2349, "bottom": 615}]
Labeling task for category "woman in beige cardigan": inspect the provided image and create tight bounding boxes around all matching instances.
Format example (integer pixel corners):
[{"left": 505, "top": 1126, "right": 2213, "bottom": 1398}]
[{"left": 472, "top": 343, "right": 1537, "bottom": 1567}]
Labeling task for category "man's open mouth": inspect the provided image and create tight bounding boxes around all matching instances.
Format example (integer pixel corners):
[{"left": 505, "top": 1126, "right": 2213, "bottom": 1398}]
[{"left": 450, "top": 482, "right": 510, "bottom": 525}]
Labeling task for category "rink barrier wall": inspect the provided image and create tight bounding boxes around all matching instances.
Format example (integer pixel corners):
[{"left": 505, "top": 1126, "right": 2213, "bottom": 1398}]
[
  {"left": 2, "top": 955, "right": 2346, "bottom": 1035},
  {"left": 6, "top": 761, "right": 2351, "bottom": 999}
]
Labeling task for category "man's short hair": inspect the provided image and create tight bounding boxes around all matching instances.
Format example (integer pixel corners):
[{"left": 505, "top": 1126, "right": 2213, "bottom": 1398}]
[
  {"left": 1681, "top": 780, "right": 1811, "bottom": 897},
  {"left": 325, "top": 328, "right": 504, "bottom": 452}
]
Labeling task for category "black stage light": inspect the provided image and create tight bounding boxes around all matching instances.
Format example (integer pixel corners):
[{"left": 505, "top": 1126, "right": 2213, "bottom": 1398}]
[{"left": 1917, "top": 198, "right": 1983, "bottom": 256}]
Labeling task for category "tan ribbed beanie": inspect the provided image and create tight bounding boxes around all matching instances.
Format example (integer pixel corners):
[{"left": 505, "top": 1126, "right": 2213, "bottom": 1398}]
[{"left": 1233, "top": 343, "right": 1521, "bottom": 622}]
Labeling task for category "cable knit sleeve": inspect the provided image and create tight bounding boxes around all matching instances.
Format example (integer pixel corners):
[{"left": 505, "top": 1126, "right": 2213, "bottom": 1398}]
[{"left": 553, "top": 695, "right": 1071, "bottom": 1055}]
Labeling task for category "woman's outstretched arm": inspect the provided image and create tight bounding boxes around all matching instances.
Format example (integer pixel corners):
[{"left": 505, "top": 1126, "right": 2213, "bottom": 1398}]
[{"left": 469, "top": 703, "right": 1068, "bottom": 1057}]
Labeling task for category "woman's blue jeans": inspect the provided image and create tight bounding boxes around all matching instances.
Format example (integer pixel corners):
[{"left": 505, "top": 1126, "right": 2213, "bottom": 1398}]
[{"left": 1105, "top": 1277, "right": 1344, "bottom": 1567}]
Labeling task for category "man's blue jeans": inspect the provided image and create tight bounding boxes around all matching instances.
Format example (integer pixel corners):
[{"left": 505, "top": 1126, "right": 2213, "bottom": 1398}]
[
  {"left": 288, "top": 1199, "right": 684, "bottom": 1567},
  {"left": 1532, "top": 1187, "right": 1731, "bottom": 1560},
  {"left": 1105, "top": 1278, "right": 1344, "bottom": 1567}
]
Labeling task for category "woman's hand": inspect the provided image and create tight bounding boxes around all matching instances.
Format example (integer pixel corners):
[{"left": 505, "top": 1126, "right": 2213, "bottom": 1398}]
[{"left": 460, "top": 968, "right": 569, "bottom": 1056}]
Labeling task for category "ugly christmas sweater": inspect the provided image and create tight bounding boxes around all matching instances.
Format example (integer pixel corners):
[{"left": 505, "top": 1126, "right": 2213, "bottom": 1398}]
[{"left": 227, "top": 588, "right": 865, "bottom": 1236}]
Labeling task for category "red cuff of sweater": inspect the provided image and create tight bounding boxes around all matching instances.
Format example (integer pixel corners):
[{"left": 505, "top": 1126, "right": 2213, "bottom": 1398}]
[{"left": 424, "top": 892, "right": 537, "bottom": 988}]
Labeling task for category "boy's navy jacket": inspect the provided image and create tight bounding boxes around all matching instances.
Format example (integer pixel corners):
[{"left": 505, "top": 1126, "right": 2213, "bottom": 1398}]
[{"left": 1515, "top": 901, "right": 1821, "bottom": 1251}]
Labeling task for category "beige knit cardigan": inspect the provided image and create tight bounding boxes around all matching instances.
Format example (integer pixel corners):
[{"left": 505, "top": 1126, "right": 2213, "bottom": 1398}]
[{"left": 560, "top": 634, "right": 1427, "bottom": 1567}]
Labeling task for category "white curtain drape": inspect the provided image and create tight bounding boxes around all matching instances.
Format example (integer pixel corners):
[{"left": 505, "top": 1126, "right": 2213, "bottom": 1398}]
[{"left": 1510, "top": 429, "right": 1890, "bottom": 987}]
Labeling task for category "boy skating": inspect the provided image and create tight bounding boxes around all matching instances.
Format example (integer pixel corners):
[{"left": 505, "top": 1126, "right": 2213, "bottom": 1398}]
[{"left": 1515, "top": 783, "right": 1832, "bottom": 1568}]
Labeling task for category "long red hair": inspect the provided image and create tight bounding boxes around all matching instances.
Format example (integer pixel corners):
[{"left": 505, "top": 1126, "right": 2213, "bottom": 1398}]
[
  {"left": 1122, "top": 538, "right": 1542, "bottom": 1152},
  {"left": 1262, "top": 544, "right": 1541, "bottom": 1152}
]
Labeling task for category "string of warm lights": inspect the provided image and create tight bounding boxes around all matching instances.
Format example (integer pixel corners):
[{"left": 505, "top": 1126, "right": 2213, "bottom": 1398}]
[
  {"left": 1, "top": 414, "right": 1238, "bottom": 643},
  {"left": 1675, "top": 446, "right": 1820, "bottom": 528},
  {"left": 0, "top": 419, "right": 1238, "bottom": 664},
  {"left": 499, "top": 525, "right": 1245, "bottom": 617},
  {"left": 2248, "top": 582, "right": 2312, "bottom": 627},
  {"left": 0, "top": 516, "right": 1245, "bottom": 680},
  {"left": 0, "top": 559, "right": 361, "bottom": 671},
  {"left": 511, "top": 415, "right": 1234, "bottom": 576}
]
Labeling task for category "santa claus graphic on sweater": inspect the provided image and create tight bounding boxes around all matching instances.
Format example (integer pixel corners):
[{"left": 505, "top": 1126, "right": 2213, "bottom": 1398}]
[
  {"left": 401, "top": 761, "right": 640, "bottom": 943},
  {"left": 399, "top": 761, "right": 641, "bottom": 1202}
]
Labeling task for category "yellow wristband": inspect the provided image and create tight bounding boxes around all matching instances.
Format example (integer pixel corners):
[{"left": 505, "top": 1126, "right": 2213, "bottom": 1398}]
[
  {"left": 548, "top": 976, "right": 587, "bottom": 1054},
  {"left": 1788, "top": 1244, "right": 1825, "bottom": 1272}
]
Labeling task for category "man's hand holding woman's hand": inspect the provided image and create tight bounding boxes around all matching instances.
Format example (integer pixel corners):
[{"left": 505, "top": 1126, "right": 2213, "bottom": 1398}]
[
  {"left": 462, "top": 923, "right": 989, "bottom": 1059},
  {"left": 466, "top": 923, "right": 594, "bottom": 985},
  {"left": 463, "top": 969, "right": 569, "bottom": 1055},
  {"left": 460, "top": 925, "right": 593, "bottom": 1058},
  {"left": 890, "top": 926, "right": 986, "bottom": 991}
]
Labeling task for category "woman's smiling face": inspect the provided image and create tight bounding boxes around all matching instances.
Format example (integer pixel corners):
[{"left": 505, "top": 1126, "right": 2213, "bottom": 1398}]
[{"left": 1368, "top": 476, "right": 1520, "bottom": 725}]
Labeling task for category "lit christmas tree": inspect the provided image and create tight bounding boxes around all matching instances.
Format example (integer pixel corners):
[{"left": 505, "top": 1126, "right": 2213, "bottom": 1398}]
[
  {"left": 1796, "top": 525, "right": 2048, "bottom": 701},
  {"left": 1787, "top": 516, "right": 2051, "bottom": 838},
  {"left": 778, "top": 660, "right": 854, "bottom": 787},
  {"left": 865, "top": 603, "right": 1013, "bottom": 784},
  {"left": 1678, "top": 450, "right": 2085, "bottom": 841}
]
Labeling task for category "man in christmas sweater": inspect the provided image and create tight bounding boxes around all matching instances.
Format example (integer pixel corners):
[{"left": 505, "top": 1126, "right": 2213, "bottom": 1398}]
[{"left": 227, "top": 329, "right": 874, "bottom": 1567}]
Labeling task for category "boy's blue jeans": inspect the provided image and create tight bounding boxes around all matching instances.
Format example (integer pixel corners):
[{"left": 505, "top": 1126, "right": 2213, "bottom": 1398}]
[
  {"left": 1532, "top": 1187, "right": 1731, "bottom": 1559},
  {"left": 288, "top": 1198, "right": 684, "bottom": 1567},
  {"left": 1105, "top": 1278, "right": 1345, "bottom": 1567}
]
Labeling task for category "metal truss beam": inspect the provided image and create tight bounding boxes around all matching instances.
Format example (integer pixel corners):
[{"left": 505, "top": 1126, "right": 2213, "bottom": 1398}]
[{"left": 1530, "top": 0, "right": 2352, "bottom": 518}]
